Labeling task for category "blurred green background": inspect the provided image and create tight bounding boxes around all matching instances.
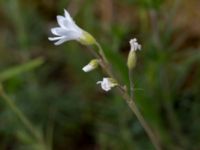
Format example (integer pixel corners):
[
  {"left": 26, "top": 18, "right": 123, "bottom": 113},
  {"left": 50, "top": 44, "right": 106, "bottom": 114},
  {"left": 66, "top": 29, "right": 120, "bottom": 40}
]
[{"left": 0, "top": 0, "right": 200, "bottom": 149}]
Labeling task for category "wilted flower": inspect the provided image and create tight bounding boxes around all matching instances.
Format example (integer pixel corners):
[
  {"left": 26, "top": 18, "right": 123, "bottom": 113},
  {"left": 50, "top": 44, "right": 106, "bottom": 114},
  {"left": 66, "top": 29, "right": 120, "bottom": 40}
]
[
  {"left": 97, "top": 77, "right": 118, "bottom": 91},
  {"left": 127, "top": 38, "right": 141, "bottom": 70},
  {"left": 82, "top": 59, "right": 99, "bottom": 72},
  {"left": 48, "top": 9, "right": 96, "bottom": 45}
]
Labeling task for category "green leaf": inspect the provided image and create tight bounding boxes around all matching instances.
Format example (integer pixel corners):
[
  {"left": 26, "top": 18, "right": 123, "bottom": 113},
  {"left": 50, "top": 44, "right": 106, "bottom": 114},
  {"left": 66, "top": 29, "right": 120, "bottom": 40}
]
[{"left": 0, "top": 57, "right": 44, "bottom": 82}]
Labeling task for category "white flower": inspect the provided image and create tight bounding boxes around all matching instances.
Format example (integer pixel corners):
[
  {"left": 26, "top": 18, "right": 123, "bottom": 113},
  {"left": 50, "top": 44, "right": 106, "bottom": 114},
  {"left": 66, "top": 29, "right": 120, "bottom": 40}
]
[
  {"left": 97, "top": 77, "right": 118, "bottom": 91},
  {"left": 82, "top": 59, "right": 99, "bottom": 72},
  {"left": 129, "top": 38, "right": 141, "bottom": 51},
  {"left": 48, "top": 9, "right": 95, "bottom": 45}
]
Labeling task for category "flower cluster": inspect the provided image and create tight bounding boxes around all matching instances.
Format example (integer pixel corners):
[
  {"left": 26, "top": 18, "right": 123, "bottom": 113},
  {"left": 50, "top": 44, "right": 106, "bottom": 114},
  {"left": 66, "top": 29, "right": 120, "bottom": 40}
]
[
  {"left": 49, "top": 9, "right": 141, "bottom": 91},
  {"left": 48, "top": 9, "right": 118, "bottom": 91}
]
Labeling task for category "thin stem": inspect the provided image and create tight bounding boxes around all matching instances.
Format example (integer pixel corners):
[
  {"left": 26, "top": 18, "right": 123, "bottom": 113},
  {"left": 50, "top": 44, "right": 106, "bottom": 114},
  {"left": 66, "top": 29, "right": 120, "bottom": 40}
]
[
  {"left": 95, "top": 42, "right": 109, "bottom": 64},
  {"left": 0, "top": 84, "right": 43, "bottom": 142},
  {"left": 88, "top": 46, "right": 114, "bottom": 78},
  {"left": 128, "top": 69, "right": 134, "bottom": 99},
  {"left": 117, "top": 87, "right": 161, "bottom": 150},
  {"left": 90, "top": 43, "right": 161, "bottom": 150}
]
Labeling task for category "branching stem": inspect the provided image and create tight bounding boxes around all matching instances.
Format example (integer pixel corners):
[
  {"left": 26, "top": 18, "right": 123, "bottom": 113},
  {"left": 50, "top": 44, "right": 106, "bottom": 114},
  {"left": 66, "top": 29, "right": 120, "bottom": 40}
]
[{"left": 91, "top": 43, "right": 162, "bottom": 150}]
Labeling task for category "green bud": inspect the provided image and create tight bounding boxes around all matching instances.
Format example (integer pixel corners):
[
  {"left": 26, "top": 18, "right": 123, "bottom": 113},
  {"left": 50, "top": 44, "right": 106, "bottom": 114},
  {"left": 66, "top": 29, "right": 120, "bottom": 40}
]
[{"left": 127, "top": 50, "right": 137, "bottom": 70}]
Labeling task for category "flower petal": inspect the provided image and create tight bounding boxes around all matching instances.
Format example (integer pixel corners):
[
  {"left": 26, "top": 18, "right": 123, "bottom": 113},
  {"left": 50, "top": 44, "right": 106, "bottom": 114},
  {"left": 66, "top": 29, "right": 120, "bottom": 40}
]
[
  {"left": 64, "top": 9, "right": 73, "bottom": 22},
  {"left": 96, "top": 81, "right": 102, "bottom": 84},
  {"left": 56, "top": 15, "right": 76, "bottom": 31},
  {"left": 54, "top": 38, "right": 69, "bottom": 45},
  {"left": 63, "top": 10, "right": 83, "bottom": 33},
  {"left": 51, "top": 27, "right": 68, "bottom": 36},
  {"left": 48, "top": 36, "right": 64, "bottom": 41},
  {"left": 53, "top": 33, "right": 79, "bottom": 45},
  {"left": 82, "top": 65, "right": 93, "bottom": 72},
  {"left": 57, "top": 16, "right": 66, "bottom": 29},
  {"left": 129, "top": 38, "right": 141, "bottom": 51}
]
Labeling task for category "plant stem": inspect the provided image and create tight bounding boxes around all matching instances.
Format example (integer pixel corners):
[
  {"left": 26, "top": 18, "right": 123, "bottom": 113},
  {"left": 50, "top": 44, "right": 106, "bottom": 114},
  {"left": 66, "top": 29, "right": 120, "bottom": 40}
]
[
  {"left": 95, "top": 42, "right": 109, "bottom": 64},
  {"left": 0, "top": 84, "right": 43, "bottom": 143},
  {"left": 118, "top": 86, "right": 161, "bottom": 150},
  {"left": 91, "top": 43, "right": 161, "bottom": 150},
  {"left": 128, "top": 69, "right": 134, "bottom": 99}
]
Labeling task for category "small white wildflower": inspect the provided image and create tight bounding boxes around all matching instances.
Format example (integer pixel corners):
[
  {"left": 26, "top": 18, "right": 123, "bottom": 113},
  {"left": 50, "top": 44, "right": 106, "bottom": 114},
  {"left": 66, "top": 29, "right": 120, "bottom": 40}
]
[
  {"left": 127, "top": 38, "right": 141, "bottom": 70},
  {"left": 82, "top": 59, "right": 99, "bottom": 72},
  {"left": 48, "top": 9, "right": 95, "bottom": 45},
  {"left": 97, "top": 77, "right": 118, "bottom": 91},
  {"left": 129, "top": 38, "right": 141, "bottom": 51}
]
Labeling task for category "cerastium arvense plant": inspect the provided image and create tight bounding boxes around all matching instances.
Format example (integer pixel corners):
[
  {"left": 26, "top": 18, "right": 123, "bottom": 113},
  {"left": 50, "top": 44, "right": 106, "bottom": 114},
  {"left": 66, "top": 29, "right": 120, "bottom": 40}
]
[{"left": 49, "top": 9, "right": 161, "bottom": 150}]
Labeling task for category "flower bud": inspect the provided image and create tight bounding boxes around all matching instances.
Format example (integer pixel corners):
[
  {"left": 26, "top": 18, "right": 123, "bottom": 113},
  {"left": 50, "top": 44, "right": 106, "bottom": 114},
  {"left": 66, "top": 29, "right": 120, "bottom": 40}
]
[
  {"left": 127, "top": 38, "right": 141, "bottom": 70},
  {"left": 82, "top": 59, "right": 99, "bottom": 72},
  {"left": 127, "top": 51, "right": 137, "bottom": 70}
]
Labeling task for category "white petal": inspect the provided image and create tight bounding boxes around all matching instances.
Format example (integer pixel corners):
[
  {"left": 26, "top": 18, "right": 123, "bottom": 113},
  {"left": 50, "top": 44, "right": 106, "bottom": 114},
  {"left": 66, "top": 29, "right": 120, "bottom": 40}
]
[
  {"left": 64, "top": 30, "right": 80, "bottom": 39},
  {"left": 96, "top": 81, "right": 102, "bottom": 84},
  {"left": 57, "top": 11, "right": 76, "bottom": 30},
  {"left": 129, "top": 38, "right": 141, "bottom": 51},
  {"left": 53, "top": 35, "right": 77, "bottom": 45},
  {"left": 63, "top": 10, "right": 83, "bottom": 33},
  {"left": 82, "top": 65, "right": 93, "bottom": 72},
  {"left": 57, "top": 16, "right": 66, "bottom": 29},
  {"left": 56, "top": 16, "right": 77, "bottom": 31},
  {"left": 97, "top": 78, "right": 115, "bottom": 91},
  {"left": 101, "top": 82, "right": 111, "bottom": 91},
  {"left": 64, "top": 9, "right": 73, "bottom": 22},
  {"left": 54, "top": 38, "right": 69, "bottom": 45},
  {"left": 51, "top": 27, "right": 68, "bottom": 36},
  {"left": 48, "top": 36, "right": 64, "bottom": 41}
]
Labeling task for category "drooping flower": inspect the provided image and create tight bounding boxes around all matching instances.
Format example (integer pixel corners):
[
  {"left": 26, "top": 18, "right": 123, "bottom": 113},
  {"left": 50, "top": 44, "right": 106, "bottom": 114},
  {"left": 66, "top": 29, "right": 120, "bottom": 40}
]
[
  {"left": 82, "top": 59, "right": 99, "bottom": 72},
  {"left": 127, "top": 38, "right": 141, "bottom": 70},
  {"left": 48, "top": 9, "right": 96, "bottom": 45},
  {"left": 97, "top": 77, "right": 118, "bottom": 91}
]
